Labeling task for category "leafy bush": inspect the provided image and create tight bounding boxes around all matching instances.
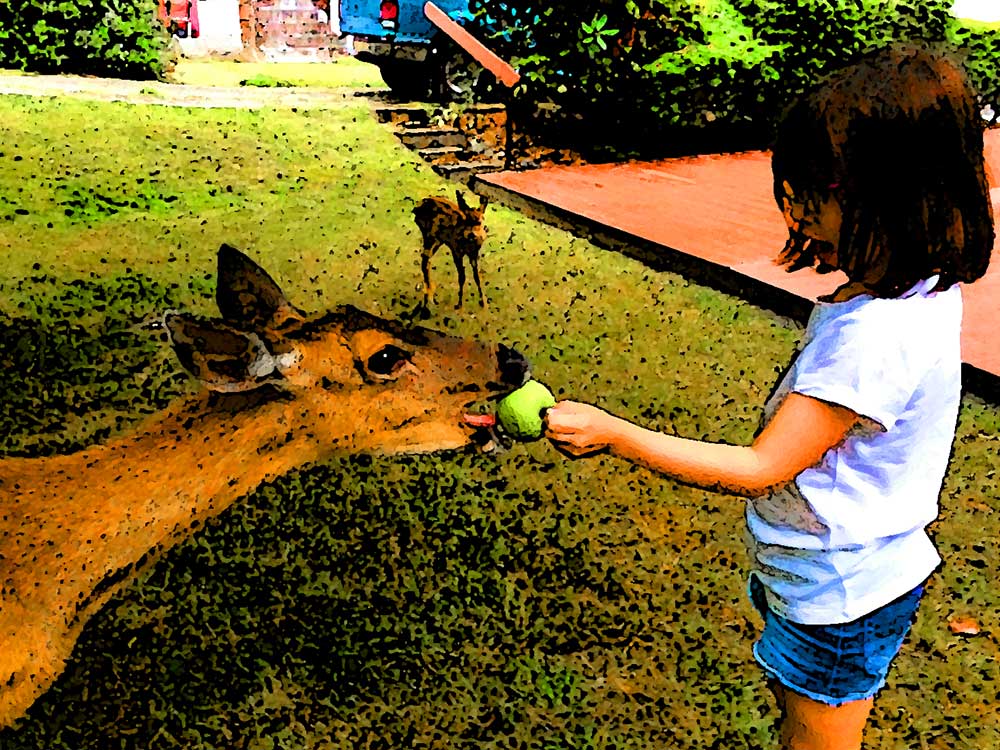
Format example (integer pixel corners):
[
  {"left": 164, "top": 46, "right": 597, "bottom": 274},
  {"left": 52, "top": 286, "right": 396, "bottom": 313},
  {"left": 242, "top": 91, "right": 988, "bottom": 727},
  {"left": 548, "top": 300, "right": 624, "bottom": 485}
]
[
  {"left": 728, "top": 0, "right": 955, "bottom": 111},
  {"left": 474, "top": 0, "right": 1000, "bottom": 159},
  {"left": 950, "top": 21, "right": 1000, "bottom": 122},
  {"left": 474, "top": 0, "right": 710, "bottom": 157},
  {"left": 0, "top": 0, "right": 175, "bottom": 80}
]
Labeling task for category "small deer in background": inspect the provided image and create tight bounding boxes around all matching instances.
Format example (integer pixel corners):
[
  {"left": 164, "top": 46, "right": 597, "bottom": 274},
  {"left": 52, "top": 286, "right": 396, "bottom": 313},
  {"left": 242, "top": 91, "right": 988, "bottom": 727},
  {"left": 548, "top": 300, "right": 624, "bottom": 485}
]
[
  {"left": 413, "top": 190, "right": 490, "bottom": 312},
  {"left": 0, "top": 244, "right": 528, "bottom": 728}
]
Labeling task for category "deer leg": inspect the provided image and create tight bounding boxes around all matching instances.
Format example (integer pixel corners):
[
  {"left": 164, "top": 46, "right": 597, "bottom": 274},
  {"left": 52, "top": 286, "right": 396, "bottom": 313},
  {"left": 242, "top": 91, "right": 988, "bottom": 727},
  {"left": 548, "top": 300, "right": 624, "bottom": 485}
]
[
  {"left": 421, "top": 241, "right": 440, "bottom": 307},
  {"left": 470, "top": 255, "right": 487, "bottom": 309},
  {"left": 451, "top": 249, "right": 466, "bottom": 310}
]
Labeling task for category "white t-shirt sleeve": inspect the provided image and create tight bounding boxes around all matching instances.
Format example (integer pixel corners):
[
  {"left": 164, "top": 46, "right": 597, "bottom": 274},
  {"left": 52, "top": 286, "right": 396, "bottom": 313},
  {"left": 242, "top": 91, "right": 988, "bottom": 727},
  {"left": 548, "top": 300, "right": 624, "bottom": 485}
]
[{"left": 788, "top": 309, "right": 914, "bottom": 431}]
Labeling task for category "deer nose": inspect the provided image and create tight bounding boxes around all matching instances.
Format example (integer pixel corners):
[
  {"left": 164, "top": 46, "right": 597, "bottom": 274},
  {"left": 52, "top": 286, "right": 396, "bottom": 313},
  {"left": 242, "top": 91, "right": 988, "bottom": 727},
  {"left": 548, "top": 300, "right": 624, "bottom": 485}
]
[{"left": 497, "top": 343, "right": 531, "bottom": 386}]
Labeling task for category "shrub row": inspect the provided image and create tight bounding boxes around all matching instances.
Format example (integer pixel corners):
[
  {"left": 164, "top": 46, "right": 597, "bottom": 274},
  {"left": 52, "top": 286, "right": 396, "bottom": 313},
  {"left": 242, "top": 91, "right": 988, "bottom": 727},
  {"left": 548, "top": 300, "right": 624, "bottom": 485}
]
[
  {"left": 474, "top": 0, "right": 1000, "bottom": 159},
  {"left": 0, "top": 0, "right": 175, "bottom": 80}
]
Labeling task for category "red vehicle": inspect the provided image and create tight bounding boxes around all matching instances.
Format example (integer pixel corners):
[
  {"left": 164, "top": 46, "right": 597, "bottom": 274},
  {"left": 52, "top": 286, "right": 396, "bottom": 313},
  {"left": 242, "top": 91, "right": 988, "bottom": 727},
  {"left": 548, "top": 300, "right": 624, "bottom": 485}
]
[{"left": 158, "top": 0, "right": 200, "bottom": 39}]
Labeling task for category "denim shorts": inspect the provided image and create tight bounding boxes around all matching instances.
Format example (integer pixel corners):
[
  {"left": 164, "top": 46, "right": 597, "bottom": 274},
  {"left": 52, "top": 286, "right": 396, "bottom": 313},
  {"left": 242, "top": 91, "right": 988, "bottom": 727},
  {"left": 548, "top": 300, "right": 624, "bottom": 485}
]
[{"left": 748, "top": 574, "right": 924, "bottom": 706}]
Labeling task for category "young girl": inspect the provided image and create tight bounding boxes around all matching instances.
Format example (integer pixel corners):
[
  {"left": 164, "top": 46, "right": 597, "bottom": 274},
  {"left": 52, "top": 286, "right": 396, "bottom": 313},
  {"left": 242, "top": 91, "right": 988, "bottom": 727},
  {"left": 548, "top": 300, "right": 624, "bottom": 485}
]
[{"left": 544, "top": 45, "right": 994, "bottom": 750}]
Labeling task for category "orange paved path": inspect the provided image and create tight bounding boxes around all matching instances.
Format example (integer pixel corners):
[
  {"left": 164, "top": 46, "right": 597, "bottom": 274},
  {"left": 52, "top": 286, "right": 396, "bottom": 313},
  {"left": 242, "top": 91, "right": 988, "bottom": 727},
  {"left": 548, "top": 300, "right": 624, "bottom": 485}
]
[{"left": 477, "top": 131, "right": 1000, "bottom": 393}]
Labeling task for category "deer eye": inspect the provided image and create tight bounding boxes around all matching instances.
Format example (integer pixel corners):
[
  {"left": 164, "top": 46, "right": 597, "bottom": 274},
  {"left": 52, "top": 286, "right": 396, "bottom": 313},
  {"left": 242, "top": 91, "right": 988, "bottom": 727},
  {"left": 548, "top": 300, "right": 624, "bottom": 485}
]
[{"left": 367, "top": 345, "right": 411, "bottom": 376}]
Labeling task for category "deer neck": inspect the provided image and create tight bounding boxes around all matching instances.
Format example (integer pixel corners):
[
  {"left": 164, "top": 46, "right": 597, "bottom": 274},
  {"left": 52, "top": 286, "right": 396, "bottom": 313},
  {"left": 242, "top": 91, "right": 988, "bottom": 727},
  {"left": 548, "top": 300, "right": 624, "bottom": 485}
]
[
  {"left": 5, "top": 387, "right": 321, "bottom": 505},
  {"left": 0, "top": 387, "right": 335, "bottom": 616}
]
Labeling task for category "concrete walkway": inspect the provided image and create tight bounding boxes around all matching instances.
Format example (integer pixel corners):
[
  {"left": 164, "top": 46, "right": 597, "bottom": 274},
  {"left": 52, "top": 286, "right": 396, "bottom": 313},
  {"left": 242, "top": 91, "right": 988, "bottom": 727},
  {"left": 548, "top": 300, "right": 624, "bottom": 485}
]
[
  {"left": 0, "top": 71, "right": 368, "bottom": 108},
  {"left": 476, "top": 135, "right": 1000, "bottom": 400}
]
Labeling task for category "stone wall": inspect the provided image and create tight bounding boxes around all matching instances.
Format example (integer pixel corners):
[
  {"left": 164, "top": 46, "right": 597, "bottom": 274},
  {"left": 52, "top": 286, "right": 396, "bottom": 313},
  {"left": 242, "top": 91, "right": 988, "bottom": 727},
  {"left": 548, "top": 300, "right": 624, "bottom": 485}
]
[{"left": 238, "top": 0, "right": 342, "bottom": 60}]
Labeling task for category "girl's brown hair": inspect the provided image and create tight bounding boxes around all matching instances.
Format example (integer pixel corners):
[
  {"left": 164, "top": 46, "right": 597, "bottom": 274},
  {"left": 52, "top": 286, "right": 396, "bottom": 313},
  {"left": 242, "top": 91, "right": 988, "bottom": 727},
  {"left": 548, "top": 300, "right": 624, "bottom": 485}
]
[{"left": 772, "top": 45, "right": 994, "bottom": 296}]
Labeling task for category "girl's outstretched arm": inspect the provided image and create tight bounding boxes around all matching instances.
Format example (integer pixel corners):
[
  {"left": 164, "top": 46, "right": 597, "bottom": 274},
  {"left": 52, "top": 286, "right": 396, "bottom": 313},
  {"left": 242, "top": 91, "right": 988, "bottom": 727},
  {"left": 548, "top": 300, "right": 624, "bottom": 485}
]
[{"left": 544, "top": 393, "right": 859, "bottom": 496}]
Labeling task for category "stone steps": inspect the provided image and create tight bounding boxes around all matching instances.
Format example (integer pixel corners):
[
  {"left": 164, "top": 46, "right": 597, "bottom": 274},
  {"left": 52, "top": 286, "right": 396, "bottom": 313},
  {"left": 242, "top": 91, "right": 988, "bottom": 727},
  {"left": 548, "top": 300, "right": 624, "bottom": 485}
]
[
  {"left": 255, "top": 2, "right": 342, "bottom": 61},
  {"left": 397, "top": 126, "right": 469, "bottom": 150},
  {"left": 432, "top": 158, "right": 508, "bottom": 181},
  {"left": 375, "top": 104, "right": 430, "bottom": 126},
  {"left": 375, "top": 101, "right": 583, "bottom": 184},
  {"left": 377, "top": 103, "right": 513, "bottom": 183}
]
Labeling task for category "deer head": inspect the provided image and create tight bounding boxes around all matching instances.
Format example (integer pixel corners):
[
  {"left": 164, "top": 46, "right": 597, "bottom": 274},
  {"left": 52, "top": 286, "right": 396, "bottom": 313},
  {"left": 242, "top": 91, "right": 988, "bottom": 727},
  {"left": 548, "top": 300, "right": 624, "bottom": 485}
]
[{"left": 165, "top": 243, "right": 526, "bottom": 454}]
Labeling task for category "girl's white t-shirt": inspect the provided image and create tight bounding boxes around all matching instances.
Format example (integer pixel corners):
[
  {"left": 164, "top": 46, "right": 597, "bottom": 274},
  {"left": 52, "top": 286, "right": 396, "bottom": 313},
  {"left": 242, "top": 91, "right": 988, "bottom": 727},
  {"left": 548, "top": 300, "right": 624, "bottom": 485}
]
[{"left": 746, "top": 276, "right": 962, "bottom": 625}]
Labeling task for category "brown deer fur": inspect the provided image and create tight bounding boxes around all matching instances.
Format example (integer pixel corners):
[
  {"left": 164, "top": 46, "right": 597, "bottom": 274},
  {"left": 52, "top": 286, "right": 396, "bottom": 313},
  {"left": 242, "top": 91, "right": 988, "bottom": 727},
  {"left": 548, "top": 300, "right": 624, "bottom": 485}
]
[
  {"left": 0, "top": 244, "right": 526, "bottom": 727},
  {"left": 413, "top": 190, "right": 490, "bottom": 310}
]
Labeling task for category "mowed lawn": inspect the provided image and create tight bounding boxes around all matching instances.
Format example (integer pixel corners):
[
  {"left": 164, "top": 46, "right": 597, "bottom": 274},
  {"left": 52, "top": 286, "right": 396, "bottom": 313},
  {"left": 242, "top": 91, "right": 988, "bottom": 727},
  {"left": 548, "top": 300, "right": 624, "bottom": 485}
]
[
  {"left": 168, "top": 57, "right": 388, "bottom": 89},
  {"left": 0, "top": 66, "right": 999, "bottom": 749}
]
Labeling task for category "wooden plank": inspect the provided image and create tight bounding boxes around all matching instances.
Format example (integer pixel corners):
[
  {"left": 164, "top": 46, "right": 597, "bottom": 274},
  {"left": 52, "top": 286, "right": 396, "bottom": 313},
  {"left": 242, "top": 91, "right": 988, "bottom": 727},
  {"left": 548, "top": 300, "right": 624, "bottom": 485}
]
[{"left": 423, "top": 1, "right": 520, "bottom": 88}]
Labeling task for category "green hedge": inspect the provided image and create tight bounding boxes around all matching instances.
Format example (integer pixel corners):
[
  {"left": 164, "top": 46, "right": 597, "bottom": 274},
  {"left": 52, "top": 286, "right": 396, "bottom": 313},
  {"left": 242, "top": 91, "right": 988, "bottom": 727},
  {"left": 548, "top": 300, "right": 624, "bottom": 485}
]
[
  {"left": 0, "top": 0, "right": 175, "bottom": 80},
  {"left": 475, "top": 0, "right": 1000, "bottom": 159},
  {"left": 951, "top": 21, "right": 1000, "bottom": 122}
]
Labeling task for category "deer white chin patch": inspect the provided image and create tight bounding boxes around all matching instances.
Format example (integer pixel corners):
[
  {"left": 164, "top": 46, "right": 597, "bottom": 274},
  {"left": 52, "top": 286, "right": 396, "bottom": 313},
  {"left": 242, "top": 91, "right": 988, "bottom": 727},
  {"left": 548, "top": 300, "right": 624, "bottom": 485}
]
[{"left": 275, "top": 350, "right": 301, "bottom": 370}]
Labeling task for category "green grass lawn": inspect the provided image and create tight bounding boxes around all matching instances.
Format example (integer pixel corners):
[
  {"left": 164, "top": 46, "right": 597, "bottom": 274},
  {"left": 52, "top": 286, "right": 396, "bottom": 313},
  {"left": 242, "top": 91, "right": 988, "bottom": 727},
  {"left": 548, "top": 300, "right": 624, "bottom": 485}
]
[
  {"left": 0, "top": 85, "right": 999, "bottom": 749},
  {"left": 0, "top": 57, "right": 388, "bottom": 90}
]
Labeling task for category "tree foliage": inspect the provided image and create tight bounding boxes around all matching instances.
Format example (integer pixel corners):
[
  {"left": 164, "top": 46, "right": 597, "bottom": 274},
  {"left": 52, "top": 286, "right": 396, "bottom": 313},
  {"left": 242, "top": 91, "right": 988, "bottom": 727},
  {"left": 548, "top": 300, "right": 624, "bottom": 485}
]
[
  {"left": 472, "top": 0, "right": 1000, "bottom": 158},
  {"left": 0, "top": 0, "right": 175, "bottom": 80}
]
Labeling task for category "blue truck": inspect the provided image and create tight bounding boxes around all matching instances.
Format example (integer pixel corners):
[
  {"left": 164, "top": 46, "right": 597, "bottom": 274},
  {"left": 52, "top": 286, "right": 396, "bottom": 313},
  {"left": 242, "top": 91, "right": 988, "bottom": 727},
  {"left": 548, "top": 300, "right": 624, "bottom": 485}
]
[{"left": 338, "top": 0, "right": 494, "bottom": 100}]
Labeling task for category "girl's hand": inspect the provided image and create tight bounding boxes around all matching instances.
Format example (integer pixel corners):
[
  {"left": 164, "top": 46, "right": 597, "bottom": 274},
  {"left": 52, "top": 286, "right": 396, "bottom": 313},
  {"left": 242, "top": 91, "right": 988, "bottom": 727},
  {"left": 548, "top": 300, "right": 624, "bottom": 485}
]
[{"left": 544, "top": 400, "right": 619, "bottom": 457}]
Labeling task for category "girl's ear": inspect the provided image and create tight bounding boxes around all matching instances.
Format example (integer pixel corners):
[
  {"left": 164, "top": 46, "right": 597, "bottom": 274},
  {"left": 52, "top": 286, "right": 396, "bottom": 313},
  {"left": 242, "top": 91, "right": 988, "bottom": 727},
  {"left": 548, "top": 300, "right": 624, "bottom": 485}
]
[
  {"left": 778, "top": 229, "right": 812, "bottom": 271},
  {"left": 165, "top": 313, "right": 295, "bottom": 392}
]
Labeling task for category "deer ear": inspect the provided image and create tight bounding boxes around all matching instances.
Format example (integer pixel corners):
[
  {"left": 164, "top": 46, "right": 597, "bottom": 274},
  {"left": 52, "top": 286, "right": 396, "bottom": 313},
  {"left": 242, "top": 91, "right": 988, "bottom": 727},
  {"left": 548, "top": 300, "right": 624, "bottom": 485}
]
[
  {"left": 216, "top": 244, "right": 305, "bottom": 332},
  {"left": 455, "top": 190, "right": 471, "bottom": 212},
  {"left": 165, "top": 313, "right": 296, "bottom": 392}
]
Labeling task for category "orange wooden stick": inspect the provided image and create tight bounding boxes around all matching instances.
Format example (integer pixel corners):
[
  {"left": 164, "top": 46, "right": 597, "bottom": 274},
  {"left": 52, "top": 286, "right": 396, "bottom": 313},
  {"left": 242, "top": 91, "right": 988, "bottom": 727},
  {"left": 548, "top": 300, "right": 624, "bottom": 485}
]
[{"left": 423, "top": 1, "right": 521, "bottom": 88}]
